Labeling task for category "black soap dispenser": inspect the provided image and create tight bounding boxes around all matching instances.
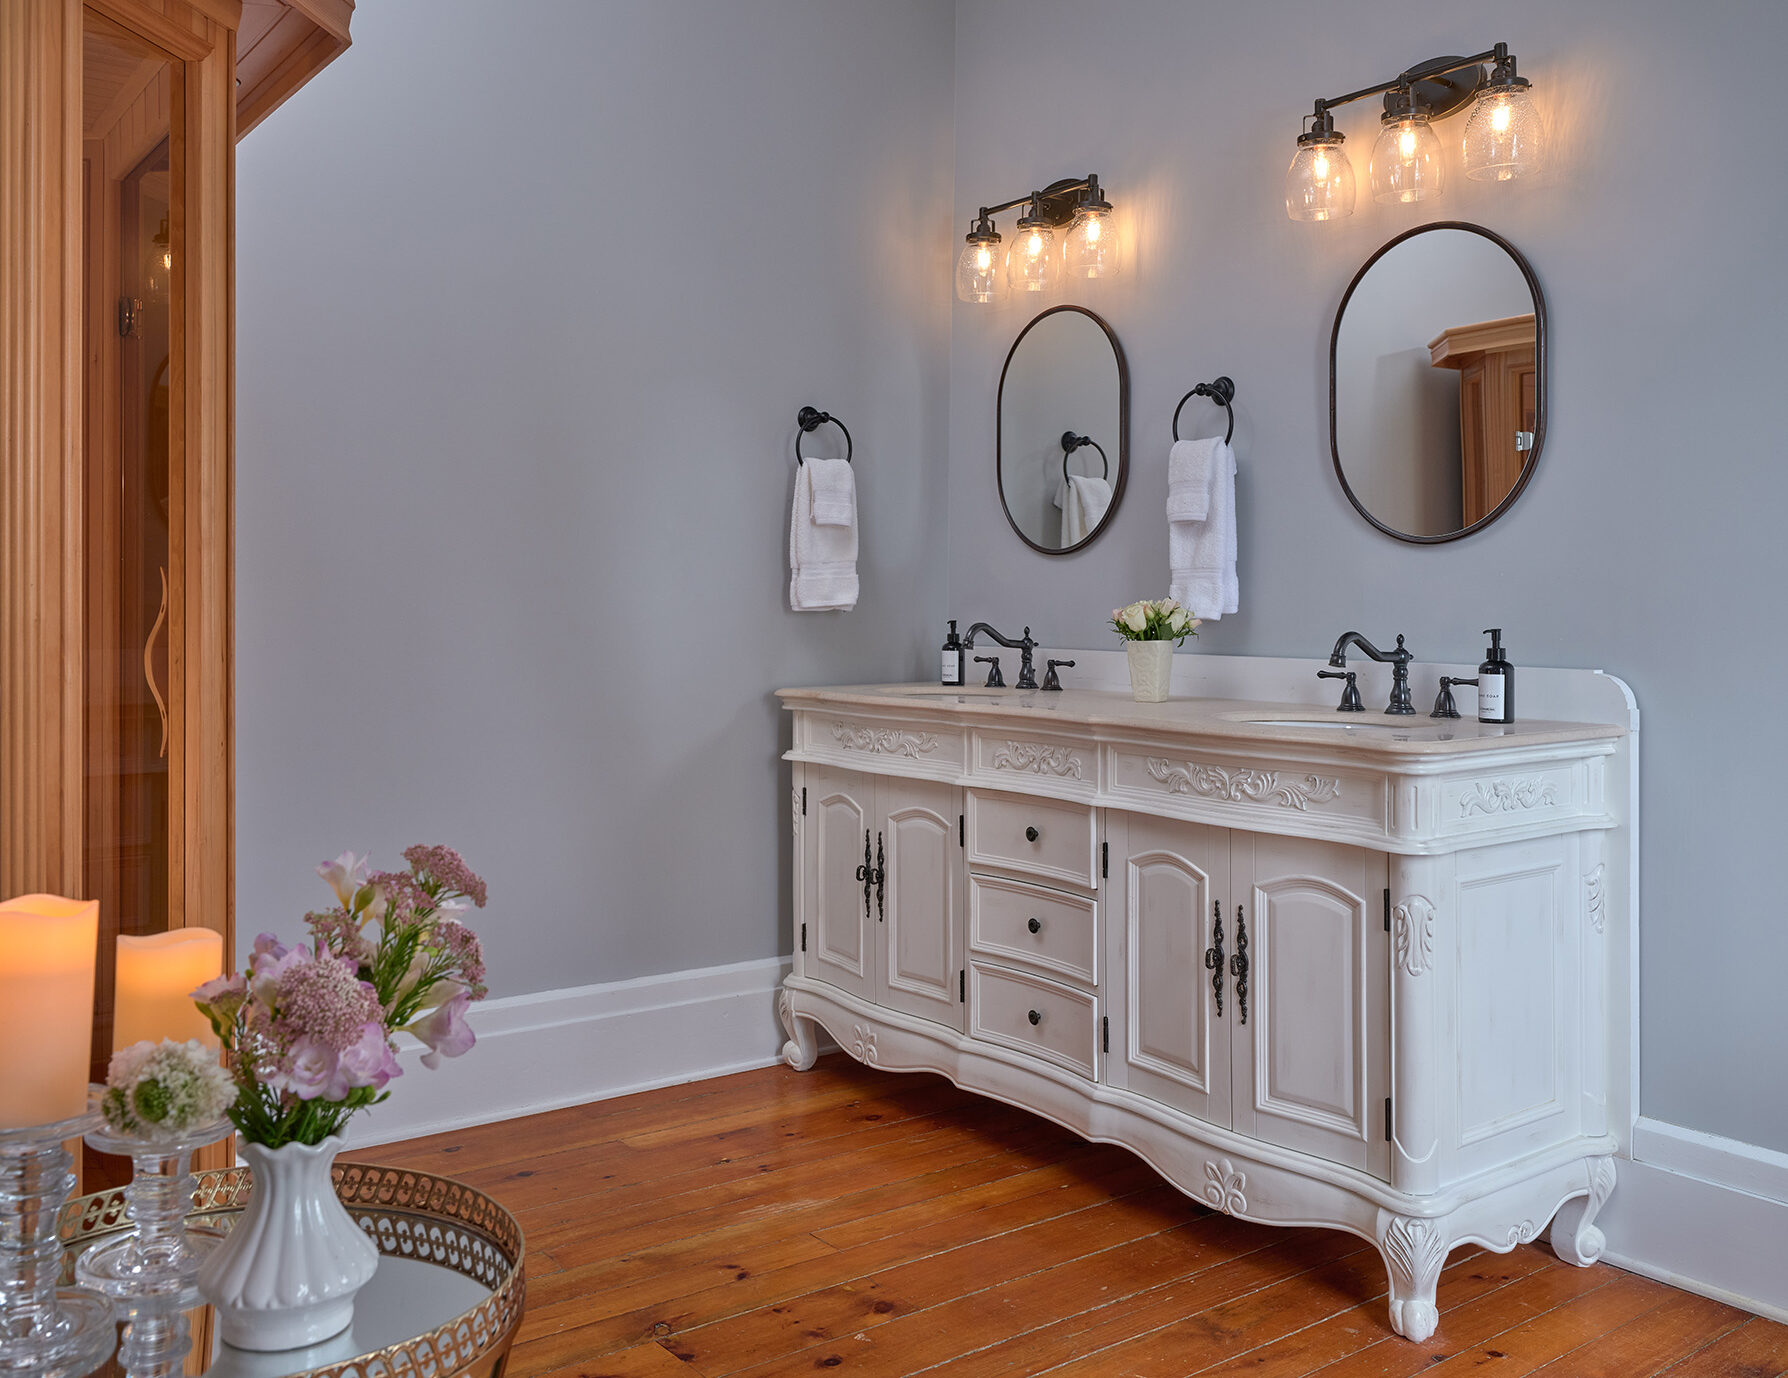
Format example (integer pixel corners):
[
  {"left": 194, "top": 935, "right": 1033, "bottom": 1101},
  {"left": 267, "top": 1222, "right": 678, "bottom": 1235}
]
[
  {"left": 941, "top": 620, "right": 965, "bottom": 687},
  {"left": 1477, "top": 629, "right": 1514, "bottom": 724}
]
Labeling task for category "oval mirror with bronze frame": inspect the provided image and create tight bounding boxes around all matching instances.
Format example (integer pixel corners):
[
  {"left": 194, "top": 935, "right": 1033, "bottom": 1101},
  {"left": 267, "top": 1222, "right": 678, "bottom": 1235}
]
[
  {"left": 1330, "top": 222, "right": 1546, "bottom": 543},
  {"left": 997, "top": 305, "right": 1129, "bottom": 554}
]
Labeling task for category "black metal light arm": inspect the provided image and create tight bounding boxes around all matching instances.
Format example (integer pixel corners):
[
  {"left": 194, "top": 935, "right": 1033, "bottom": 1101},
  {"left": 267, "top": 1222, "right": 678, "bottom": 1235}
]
[
  {"left": 1307, "top": 42, "right": 1517, "bottom": 129},
  {"left": 966, "top": 175, "right": 1107, "bottom": 234}
]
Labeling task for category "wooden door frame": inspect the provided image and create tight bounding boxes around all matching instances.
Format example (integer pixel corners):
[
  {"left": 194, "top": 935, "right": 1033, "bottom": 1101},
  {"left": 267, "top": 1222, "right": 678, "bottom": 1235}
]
[{"left": 2, "top": 0, "right": 235, "bottom": 966}]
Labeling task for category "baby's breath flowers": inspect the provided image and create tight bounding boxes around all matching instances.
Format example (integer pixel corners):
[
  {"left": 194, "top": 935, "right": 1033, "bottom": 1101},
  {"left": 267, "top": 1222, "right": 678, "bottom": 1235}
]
[
  {"left": 192, "top": 844, "right": 490, "bottom": 1148},
  {"left": 102, "top": 1039, "right": 237, "bottom": 1140}
]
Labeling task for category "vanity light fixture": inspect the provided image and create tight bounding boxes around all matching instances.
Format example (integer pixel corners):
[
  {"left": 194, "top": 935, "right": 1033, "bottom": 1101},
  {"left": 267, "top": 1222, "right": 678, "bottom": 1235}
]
[
  {"left": 1285, "top": 43, "right": 1542, "bottom": 221},
  {"left": 954, "top": 174, "right": 1119, "bottom": 304}
]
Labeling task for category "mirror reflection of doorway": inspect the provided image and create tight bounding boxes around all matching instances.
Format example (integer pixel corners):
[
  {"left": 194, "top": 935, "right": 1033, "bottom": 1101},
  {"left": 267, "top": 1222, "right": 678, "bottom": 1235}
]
[{"left": 81, "top": 10, "right": 176, "bottom": 1160}]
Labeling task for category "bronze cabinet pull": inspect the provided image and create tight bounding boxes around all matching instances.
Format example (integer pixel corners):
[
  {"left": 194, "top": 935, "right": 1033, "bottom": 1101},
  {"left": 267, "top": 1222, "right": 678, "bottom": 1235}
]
[
  {"left": 1203, "top": 900, "right": 1225, "bottom": 1017},
  {"left": 1230, "top": 904, "right": 1250, "bottom": 1025}
]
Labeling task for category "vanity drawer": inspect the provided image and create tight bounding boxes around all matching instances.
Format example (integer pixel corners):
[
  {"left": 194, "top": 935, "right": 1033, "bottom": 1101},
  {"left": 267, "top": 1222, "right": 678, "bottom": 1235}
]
[
  {"left": 967, "top": 789, "right": 1099, "bottom": 892},
  {"left": 970, "top": 961, "right": 1098, "bottom": 1080},
  {"left": 970, "top": 874, "right": 1097, "bottom": 988}
]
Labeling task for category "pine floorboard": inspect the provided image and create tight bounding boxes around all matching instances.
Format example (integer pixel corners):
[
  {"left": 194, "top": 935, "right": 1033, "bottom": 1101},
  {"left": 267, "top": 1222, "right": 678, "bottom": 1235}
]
[{"left": 353, "top": 1054, "right": 1788, "bottom": 1378}]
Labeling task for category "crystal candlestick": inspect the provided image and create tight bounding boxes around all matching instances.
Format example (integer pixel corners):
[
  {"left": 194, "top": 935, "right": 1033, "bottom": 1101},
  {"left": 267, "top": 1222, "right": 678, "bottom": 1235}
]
[
  {"left": 0, "top": 1104, "right": 117, "bottom": 1377},
  {"left": 76, "top": 1117, "right": 231, "bottom": 1307}
]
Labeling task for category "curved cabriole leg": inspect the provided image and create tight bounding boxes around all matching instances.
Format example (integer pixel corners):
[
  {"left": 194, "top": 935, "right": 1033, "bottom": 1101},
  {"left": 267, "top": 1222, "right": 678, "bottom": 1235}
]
[
  {"left": 1378, "top": 1212, "right": 1450, "bottom": 1343},
  {"left": 1550, "top": 1156, "right": 1617, "bottom": 1267},
  {"left": 778, "top": 988, "right": 820, "bottom": 1071}
]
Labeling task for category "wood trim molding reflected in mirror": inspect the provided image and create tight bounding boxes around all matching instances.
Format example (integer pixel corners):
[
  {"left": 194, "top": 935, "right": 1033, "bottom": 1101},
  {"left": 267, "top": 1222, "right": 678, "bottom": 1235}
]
[{"left": 1329, "top": 221, "right": 1547, "bottom": 545}]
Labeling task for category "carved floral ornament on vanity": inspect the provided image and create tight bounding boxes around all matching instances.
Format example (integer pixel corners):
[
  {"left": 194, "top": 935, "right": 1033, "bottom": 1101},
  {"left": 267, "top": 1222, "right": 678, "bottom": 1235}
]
[{"left": 777, "top": 675, "right": 1628, "bottom": 1344}]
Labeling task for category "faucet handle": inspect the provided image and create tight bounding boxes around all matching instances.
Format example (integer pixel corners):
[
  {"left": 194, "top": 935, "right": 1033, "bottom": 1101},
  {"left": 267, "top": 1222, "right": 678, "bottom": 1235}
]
[
  {"left": 974, "top": 655, "right": 1005, "bottom": 689},
  {"left": 1432, "top": 676, "right": 1476, "bottom": 719},
  {"left": 1318, "top": 669, "right": 1365, "bottom": 713},
  {"left": 1042, "top": 658, "right": 1075, "bottom": 691}
]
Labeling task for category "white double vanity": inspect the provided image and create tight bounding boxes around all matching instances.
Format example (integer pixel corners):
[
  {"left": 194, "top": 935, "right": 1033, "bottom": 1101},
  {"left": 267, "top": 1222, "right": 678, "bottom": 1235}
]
[{"left": 778, "top": 653, "right": 1636, "bottom": 1342}]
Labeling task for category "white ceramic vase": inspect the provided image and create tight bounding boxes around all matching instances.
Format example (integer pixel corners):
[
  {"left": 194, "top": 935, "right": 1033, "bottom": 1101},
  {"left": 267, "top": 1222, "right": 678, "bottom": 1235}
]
[
  {"left": 1126, "top": 639, "right": 1174, "bottom": 702},
  {"left": 197, "top": 1135, "right": 378, "bottom": 1352}
]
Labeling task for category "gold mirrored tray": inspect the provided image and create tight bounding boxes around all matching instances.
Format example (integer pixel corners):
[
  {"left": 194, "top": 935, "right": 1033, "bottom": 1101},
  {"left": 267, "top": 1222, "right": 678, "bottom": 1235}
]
[{"left": 57, "top": 1163, "right": 526, "bottom": 1378}]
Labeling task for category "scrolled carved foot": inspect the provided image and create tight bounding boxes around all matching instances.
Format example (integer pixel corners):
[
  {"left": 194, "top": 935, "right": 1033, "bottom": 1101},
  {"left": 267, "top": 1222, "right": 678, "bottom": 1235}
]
[
  {"left": 778, "top": 988, "right": 819, "bottom": 1071},
  {"left": 1550, "top": 1156, "right": 1616, "bottom": 1267},
  {"left": 1378, "top": 1212, "right": 1449, "bottom": 1344},
  {"left": 1388, "top": 1297, "right": 1440, "bottom": 1344}
]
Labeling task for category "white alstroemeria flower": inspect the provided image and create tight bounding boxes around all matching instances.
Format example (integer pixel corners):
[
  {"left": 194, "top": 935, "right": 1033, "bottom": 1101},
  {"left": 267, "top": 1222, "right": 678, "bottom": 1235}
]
[{"left": 317, "top": 852, "right": 369, "bottom": 910}]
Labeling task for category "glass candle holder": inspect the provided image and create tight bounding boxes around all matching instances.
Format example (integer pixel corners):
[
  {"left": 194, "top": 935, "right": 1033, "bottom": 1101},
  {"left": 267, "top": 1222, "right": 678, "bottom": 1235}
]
[
  {"left": 0, "top": 1102, "right": 117, "bottom": 1377},
  {"left": 76, "top": 1116, "right": 232, "bottom": 1307}
]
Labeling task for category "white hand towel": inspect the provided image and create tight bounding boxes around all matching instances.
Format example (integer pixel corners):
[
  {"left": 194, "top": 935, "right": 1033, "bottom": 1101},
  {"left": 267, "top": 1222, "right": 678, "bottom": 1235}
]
[
  {"left": 789, "top": 459, "right": 858, "bottom": 611},
  {"left": 807, "top": 456, "right": 855, "bottom": 527},
  {"left": 1169, "top": 439, "right": 1237, "bottom": 620},
  {"left": 1167, "top": 438, "right": 1218, "bottom": 523},
  {"left": 1056, "top": 474, "right": 1112, "bottom": 546}
]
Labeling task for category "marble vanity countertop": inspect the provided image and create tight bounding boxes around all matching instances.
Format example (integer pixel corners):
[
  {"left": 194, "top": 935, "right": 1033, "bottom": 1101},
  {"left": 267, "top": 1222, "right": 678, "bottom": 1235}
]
[{"left": 777, "top": 683, "right": 1626, "bottom": 759}]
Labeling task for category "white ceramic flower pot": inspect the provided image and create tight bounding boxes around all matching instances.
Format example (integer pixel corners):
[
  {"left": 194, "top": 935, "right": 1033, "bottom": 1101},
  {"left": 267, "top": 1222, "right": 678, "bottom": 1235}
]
[
  {"left": 197, "top": 1135, "right": 378, "bottom": 1352},
  {"left": 1127, "top": 640, "right": 1174, "bottom": 702}
]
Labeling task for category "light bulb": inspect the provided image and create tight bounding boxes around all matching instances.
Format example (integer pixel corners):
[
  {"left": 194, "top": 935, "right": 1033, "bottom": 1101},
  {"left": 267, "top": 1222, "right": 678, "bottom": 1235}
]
[
  {"left": 1463, "top": 83, "right": 1544, "bottom": 182},
  {"left": 1285, "top": 129, "right": 1355, "bottom": 222},
  {"left": 954, "top": 221, "right": 1006, "bottom": 304},
  {"left": 1006, "top": 221, "right": 1057, "bottom": 294},
  {"left": 1370, "top": 108, "right": 1443, "bottom": 204},
  {"left": 1064, "top": 205, "right": 1119, "bottom": 279}
]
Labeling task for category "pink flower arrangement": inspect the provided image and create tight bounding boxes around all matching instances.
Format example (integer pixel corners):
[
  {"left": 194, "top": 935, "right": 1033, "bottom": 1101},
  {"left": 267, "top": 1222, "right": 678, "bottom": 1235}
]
[{"left": 194, "top": 845, "right": 489, "bottom": 1147}]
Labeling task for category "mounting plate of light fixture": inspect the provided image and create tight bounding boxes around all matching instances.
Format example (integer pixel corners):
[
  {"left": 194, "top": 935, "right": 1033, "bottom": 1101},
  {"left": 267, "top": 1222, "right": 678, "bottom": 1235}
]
[
  {"left": 955, "top": 173, "right": 1120, "bottom": 304},
  {"left": 1284, "top": 42, "right": 1544, "bottom": 222}
]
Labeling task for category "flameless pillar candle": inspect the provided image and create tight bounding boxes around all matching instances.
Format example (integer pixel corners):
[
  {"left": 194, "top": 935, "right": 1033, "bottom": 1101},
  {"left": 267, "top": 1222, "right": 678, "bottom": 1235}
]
[
  {"left": 114, "top": 929, "right": 225, "bottom": 1051},
  {"left": 0, "top": 894, "right": 99, "bottom": 1128}
]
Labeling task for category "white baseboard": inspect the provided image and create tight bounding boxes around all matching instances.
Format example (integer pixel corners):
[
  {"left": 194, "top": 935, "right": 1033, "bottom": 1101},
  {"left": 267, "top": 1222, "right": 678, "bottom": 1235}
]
[
  {"left": 1597, "top": 1117, "right": 1788, "bottom": 1325},
  {"left": 344, "top": 955, "right": 794, "bottom": 1147}
]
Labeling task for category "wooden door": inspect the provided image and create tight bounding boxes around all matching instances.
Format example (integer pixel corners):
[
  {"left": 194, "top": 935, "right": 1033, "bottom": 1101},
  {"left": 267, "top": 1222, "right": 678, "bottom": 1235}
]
[
  {"left": 804, "top": 765, "right": 874, "bottom": 1001},
  {"left": 1106, "top": 813, "right": 1231, "bottom": 1128},
  {"left": 876, "top": 778, "right": 963, "bottom": 1031},
  {"left": 1231, "top": 833, "right": 1389, "bottom": 1177}
]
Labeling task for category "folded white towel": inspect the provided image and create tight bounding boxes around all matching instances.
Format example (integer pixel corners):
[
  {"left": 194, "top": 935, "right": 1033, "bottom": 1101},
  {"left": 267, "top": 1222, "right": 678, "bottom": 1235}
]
[
  {"left": 1169, "top": 439, "right": 1237, "bottom": 620},
  {"left": 789, "top": 459, "right": 858, "bottom": 612},
  {"left": 808, "top": 456, "right": 855, "bottom": 527},
  {"left": 1056, "top": 474, "right": 1112, "bottom": 546},
  {"left": 1167, "top": 438, "right": 1218, "bottom": 523}
]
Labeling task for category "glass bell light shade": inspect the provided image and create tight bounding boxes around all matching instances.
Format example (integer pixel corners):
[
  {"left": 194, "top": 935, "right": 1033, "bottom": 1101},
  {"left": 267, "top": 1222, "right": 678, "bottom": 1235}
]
[
  {"left": 1006, "top": 220, "right": 1058, "bottom": 294},
  {"left": 144, "top": 217, "right": 172, "bottom": 299},
  {"left": 1063, "top": 206, "right": 1119, "bottom": 279},
  {"left": 1285, "top": 131, "right": 1356, "bottom": 221},
  {"left": 955, "top": 227, "right": 1006, "bottom": 304},
  {"left": 1371, "top": 106, "right": 1444, "bottom": 204},
  {"left": 1463, "top": 82, "right": 1544, "bottom": 182}
]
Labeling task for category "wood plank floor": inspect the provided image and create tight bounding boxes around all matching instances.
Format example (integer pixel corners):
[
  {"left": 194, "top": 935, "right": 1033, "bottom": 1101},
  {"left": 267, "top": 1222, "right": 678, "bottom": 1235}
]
[{"left": 356, "top": 1056, "right": 1788, "bottom": 1378}]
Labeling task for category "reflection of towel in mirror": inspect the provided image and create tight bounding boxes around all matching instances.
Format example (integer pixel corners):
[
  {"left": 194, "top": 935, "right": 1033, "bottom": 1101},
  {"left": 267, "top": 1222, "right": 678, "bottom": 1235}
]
[
  {"left": 1169, "top": 439, "right": 1237, "bottom": 620},
  {"left": 789, "top": 459, "right": 858, "bottom": 611},
  {"left": 1055, "top": 475, "right": 1112, "bottom": 546}
]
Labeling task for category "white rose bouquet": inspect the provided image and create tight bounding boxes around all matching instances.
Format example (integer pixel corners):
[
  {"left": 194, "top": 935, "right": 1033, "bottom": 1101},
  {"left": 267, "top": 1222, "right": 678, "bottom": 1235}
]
[{"left": 1110, "top": 598, "right": 1200, "bottom": 646}]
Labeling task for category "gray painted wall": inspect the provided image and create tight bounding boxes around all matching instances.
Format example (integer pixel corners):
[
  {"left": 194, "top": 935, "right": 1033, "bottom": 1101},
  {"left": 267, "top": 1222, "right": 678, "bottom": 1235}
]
[
  {"left": 235, "top": 0, "right": 955, "bottom": 995},
  {"left": 947, "top": 0, "right": 1788, "bottom": 1150}
]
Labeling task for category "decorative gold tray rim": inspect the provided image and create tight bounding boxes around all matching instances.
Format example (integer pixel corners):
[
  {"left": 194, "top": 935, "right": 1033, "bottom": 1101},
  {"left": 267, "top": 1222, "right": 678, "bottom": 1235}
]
[{"left": 59, "top": 1162, "right": 527, "bottom": 1378}]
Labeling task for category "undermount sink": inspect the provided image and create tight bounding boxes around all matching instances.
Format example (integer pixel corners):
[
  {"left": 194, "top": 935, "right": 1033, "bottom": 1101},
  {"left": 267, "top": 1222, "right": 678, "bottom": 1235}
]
[{"left": 1244, "top": 718, "right": 1409, "bottom": 731}]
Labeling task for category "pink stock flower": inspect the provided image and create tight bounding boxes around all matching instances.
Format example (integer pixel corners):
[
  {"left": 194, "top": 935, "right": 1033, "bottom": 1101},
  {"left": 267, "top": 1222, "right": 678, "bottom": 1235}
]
[
  {"left": 337, "top": 1022, "right": 402, "bottom": 1093},
  {"left": 408, "top": 989, "right": 475, "bottom": 1069},
  {"left": 275, "top": 1035, "right": 338, "bottom": 1101}
]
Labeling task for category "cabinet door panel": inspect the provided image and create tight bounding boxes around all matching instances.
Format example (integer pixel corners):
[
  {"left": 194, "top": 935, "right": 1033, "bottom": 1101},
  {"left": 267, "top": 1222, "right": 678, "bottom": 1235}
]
[
  {"left": 1107, "top": 813, "right": 1230, "bottom": 1128},
  {"left": 878, "top": 777, "right": 963, "bottom": 1030},
  {"left": 806, "top": 765, "right": 873, "bottom": 1000},
  {"left": 1232, "top": 834, "right": 1389, "bottom": 1177}
]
